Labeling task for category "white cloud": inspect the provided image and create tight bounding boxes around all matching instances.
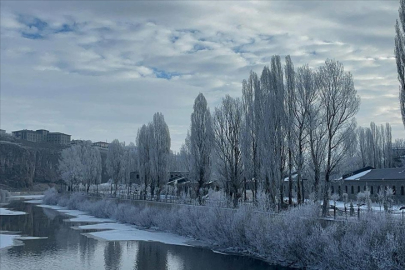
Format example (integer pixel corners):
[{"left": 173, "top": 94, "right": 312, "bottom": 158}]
[{"left": 1, "top": 0, "right": 404, "bottom": 151}]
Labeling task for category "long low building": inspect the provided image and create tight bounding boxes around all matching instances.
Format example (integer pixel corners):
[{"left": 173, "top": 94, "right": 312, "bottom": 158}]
[{"left": 331, "top": 167, "right": 405, "bottom": 203}]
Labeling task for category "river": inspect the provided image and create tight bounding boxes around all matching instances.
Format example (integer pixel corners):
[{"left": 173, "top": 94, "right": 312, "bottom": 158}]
[{"left": 0, "top": 200, "right": 289, "bottom": 270}]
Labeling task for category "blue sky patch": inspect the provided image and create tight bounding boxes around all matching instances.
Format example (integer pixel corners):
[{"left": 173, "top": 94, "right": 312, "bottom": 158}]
[{"left": 152, "top": 68, "right": 182, "bottom": 79}]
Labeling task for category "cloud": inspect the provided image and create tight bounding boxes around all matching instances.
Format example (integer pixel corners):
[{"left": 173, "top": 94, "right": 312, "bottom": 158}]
[{"left": 1, "top": 0, "right": 403, "bottom": 151}]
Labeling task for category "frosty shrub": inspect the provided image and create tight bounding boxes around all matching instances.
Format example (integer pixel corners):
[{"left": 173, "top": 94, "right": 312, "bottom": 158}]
[
  {"left": 42, "top": 188, "right": 59, "bottom": 205},
  {"left": 42, "top": 190, "right": 405, "bottom": 269}
]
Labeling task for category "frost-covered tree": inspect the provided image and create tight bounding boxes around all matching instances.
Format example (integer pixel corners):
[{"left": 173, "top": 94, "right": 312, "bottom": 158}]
[
  {"left": 59, "top": 145, "right": 82, "bottom": 191},
  {"left": 137, "top": 124, "right": 152, "bottom": 199},
  {"left": 284, "top": 56, "right": 296, "bottom": 205},
  {"left": 357, "top": 122, "right": 393, "bottom": 169},
  {"left": 396, "top": 0, "right": 405, "bottom": 127},
  {"left": 149, "top": 112, "right": 171, "bottom": 199},
  {"left": 213, "top": 95, "right": 243, "bottom": 207},
  {"left": 259, "top": 56, "right": 287, "bottom": 207},
  {"left": 179, "top": 132, "right": 191, "bottom": 172},
  {"left": 58, "top": 142, "right": 101, "bottom": 192},
  {"left": 106, "top": 139, "right": 125, "bottom": 196},
  {"left": 307, "top": 84, "right": 327, "bottom": 202},
  {"left": 241, "top": 71, "right": 261, "bottom": 202},
  {"left": 292, "top": 63, "right": 318, "bottom": 204},
  {"left": 190, "top": 93, "right": 214, "bottom": 204},
  {"left": 123, "top": 143, "right": 137, "bottom": 194},
  {"left": 318, "top": 60, "right": 360, "bottom": 216},
  {"left": 80, "top": 142, "right": 102, "bottom": 193}
]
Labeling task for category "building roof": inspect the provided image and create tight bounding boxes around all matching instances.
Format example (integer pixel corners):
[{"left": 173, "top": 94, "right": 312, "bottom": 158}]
[
  {"left": 48, "top": 132, "right": 71, "bottom": 136},
  {"left": 358, "top": 168, "right": 405, "bottom": 181},
  {"left": 343, "top": 167, "right": 405, "bottom": 181}
]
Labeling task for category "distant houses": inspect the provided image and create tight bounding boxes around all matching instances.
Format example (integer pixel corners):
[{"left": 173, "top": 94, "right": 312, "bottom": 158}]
[
  {"left": 12, "top": 129, "right": 71, "bottom": 144},
  {"left": 92, "top": 141, "right": 109, "bottom": 149}
]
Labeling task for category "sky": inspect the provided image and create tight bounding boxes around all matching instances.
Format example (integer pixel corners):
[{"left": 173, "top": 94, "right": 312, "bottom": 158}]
[{"left": 0, "top": 0, "right": 403, "bottom": 152}]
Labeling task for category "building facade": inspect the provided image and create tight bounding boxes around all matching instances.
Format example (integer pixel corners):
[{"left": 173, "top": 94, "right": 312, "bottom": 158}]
[
  {"left": 92, "top": 141, "right": 109, "bottom": 148},
  {"left": 12, "top": 129, "right": 71, "bottom": 144},
  {"left": 331, "top": 167, "right": 405, "bottom": 203}
]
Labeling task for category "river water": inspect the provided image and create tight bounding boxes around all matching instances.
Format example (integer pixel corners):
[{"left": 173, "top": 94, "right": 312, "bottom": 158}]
[{"left": 0, "top": 200, "right": 289, "bottom": 270}]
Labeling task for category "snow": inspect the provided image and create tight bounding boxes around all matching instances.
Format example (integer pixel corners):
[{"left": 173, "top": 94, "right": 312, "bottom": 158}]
[
  {"left": 0, "top": 234, "right": 20, "bottom": 249},
  {"left": 0, "top": 207, "right": 27, "bottom": 215},
  {"left": 330, "top": 200, "right": 405, "bottom": 213},
  {"left": 76, "top": 222, "right": 190, "bottom": 246},
  {"left": 345, "top": 169, "right": 372, "bottom": 180},
  {"left": 65, "top": 215, "right": 113, "bottom": 223},
  {"left": 24, "top": 199, "right": 43, "bottom": 204},
  {"left": 15, "top": 236, "right": 48, "bottom": 240},
  {"left": 37, "top": 205, "right": 114, "bottom": 223},
  {"left": 37, "top": 204, "right": 66, "bottom": 210},
  {"left": 11, "top": 195, "right": 44, "bottom": 199},
  {"left": 0, "top": 234, "right": 47, "bottom": 250},
  {"left": 39, "top": 205, "right": 190, "bottom": 246}
]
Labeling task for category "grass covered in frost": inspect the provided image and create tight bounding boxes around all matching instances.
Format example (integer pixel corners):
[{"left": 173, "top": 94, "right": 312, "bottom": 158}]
[{"left": 42, "top": 188, "right": 405, "bottom": 270}]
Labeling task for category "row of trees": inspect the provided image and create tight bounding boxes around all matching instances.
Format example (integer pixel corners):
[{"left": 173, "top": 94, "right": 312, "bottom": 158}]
[
  {"left": 58, "top": 142, "right": 102, "bottom": 192},
  {"left": 136, "top": 112, "right": 171, "bottom": 199},
  {"left": 105, "top": 140, "right": 137, "bottom": 196},
  {"left": 179, "top": 56, "right": 360, "bottom": 214},
  {"left": 357, "top": 123, "right": 393, "bottom": 169}
]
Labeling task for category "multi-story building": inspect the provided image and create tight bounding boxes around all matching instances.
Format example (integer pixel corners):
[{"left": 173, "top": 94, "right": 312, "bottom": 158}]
[
  {"left": 0, "top": 129, "right": 6, "bottom": 134},
  {"left": 47, "top": 132, "right": 71, "bottom": 144},
  {"left": 12, "top": 129, "right": 71, "bottom": 144}
]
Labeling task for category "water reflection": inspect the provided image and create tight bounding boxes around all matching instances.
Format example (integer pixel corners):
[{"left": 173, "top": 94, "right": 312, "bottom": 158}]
[{"left": 0, "top": 200, "right": 290, "bottom": 270}]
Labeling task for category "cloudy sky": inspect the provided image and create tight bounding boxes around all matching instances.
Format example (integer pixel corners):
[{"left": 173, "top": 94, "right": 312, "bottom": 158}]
[{"left": 0, "top": 1, "right": 402, "bottom": 151}]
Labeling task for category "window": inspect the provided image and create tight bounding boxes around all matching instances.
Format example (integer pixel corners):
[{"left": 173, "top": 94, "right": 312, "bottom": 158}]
[
  {"left": 371, "top": 186, "right": 374, "bottom": 195},
  {"left": 351, "top": 186, "right": 354, "bottom": 194},
  {"left": 358, "top": 186, "right": 360, "bottom": 193},
  {"left": 393, "top": 186, "right": 396, "bottom": 195},
  {"left": 338, "top": 186, "right": 341, "bottom": 195},
  {"left": 331, "top": 186, "right": 334, "bottom": 194},
  {"left": 345, "top": 186, "right": 348, "bottom": 193},
  {"left": 401, "top": 186, "right": 404, "bottom": 196}
]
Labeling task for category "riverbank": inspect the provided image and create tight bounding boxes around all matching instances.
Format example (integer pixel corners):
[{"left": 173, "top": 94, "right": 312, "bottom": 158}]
[{"left": 42, "top": 189, "right": 405, "bottom": 269}]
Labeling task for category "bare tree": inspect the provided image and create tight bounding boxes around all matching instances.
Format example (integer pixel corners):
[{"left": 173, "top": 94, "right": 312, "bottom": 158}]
[
  {"left": 318, "top": 60, "right": 360, "bottom": 216},
  {"left": 213, "top": 95, "right": 243, "bottom": 207},
  {"left": 396, "top": 0, "right": 405, "bottom": 126},
  {"left": 190, "top": 93, "right": 214, "bottom": 204}
]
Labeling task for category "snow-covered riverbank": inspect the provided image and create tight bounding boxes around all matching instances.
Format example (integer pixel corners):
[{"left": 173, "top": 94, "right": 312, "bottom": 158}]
[
  {"left": 37, "top": 204, "right": 191, "bottom": 246},
  {"left": 41, "top": 189, "right": 405, "bottom": 269}
]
